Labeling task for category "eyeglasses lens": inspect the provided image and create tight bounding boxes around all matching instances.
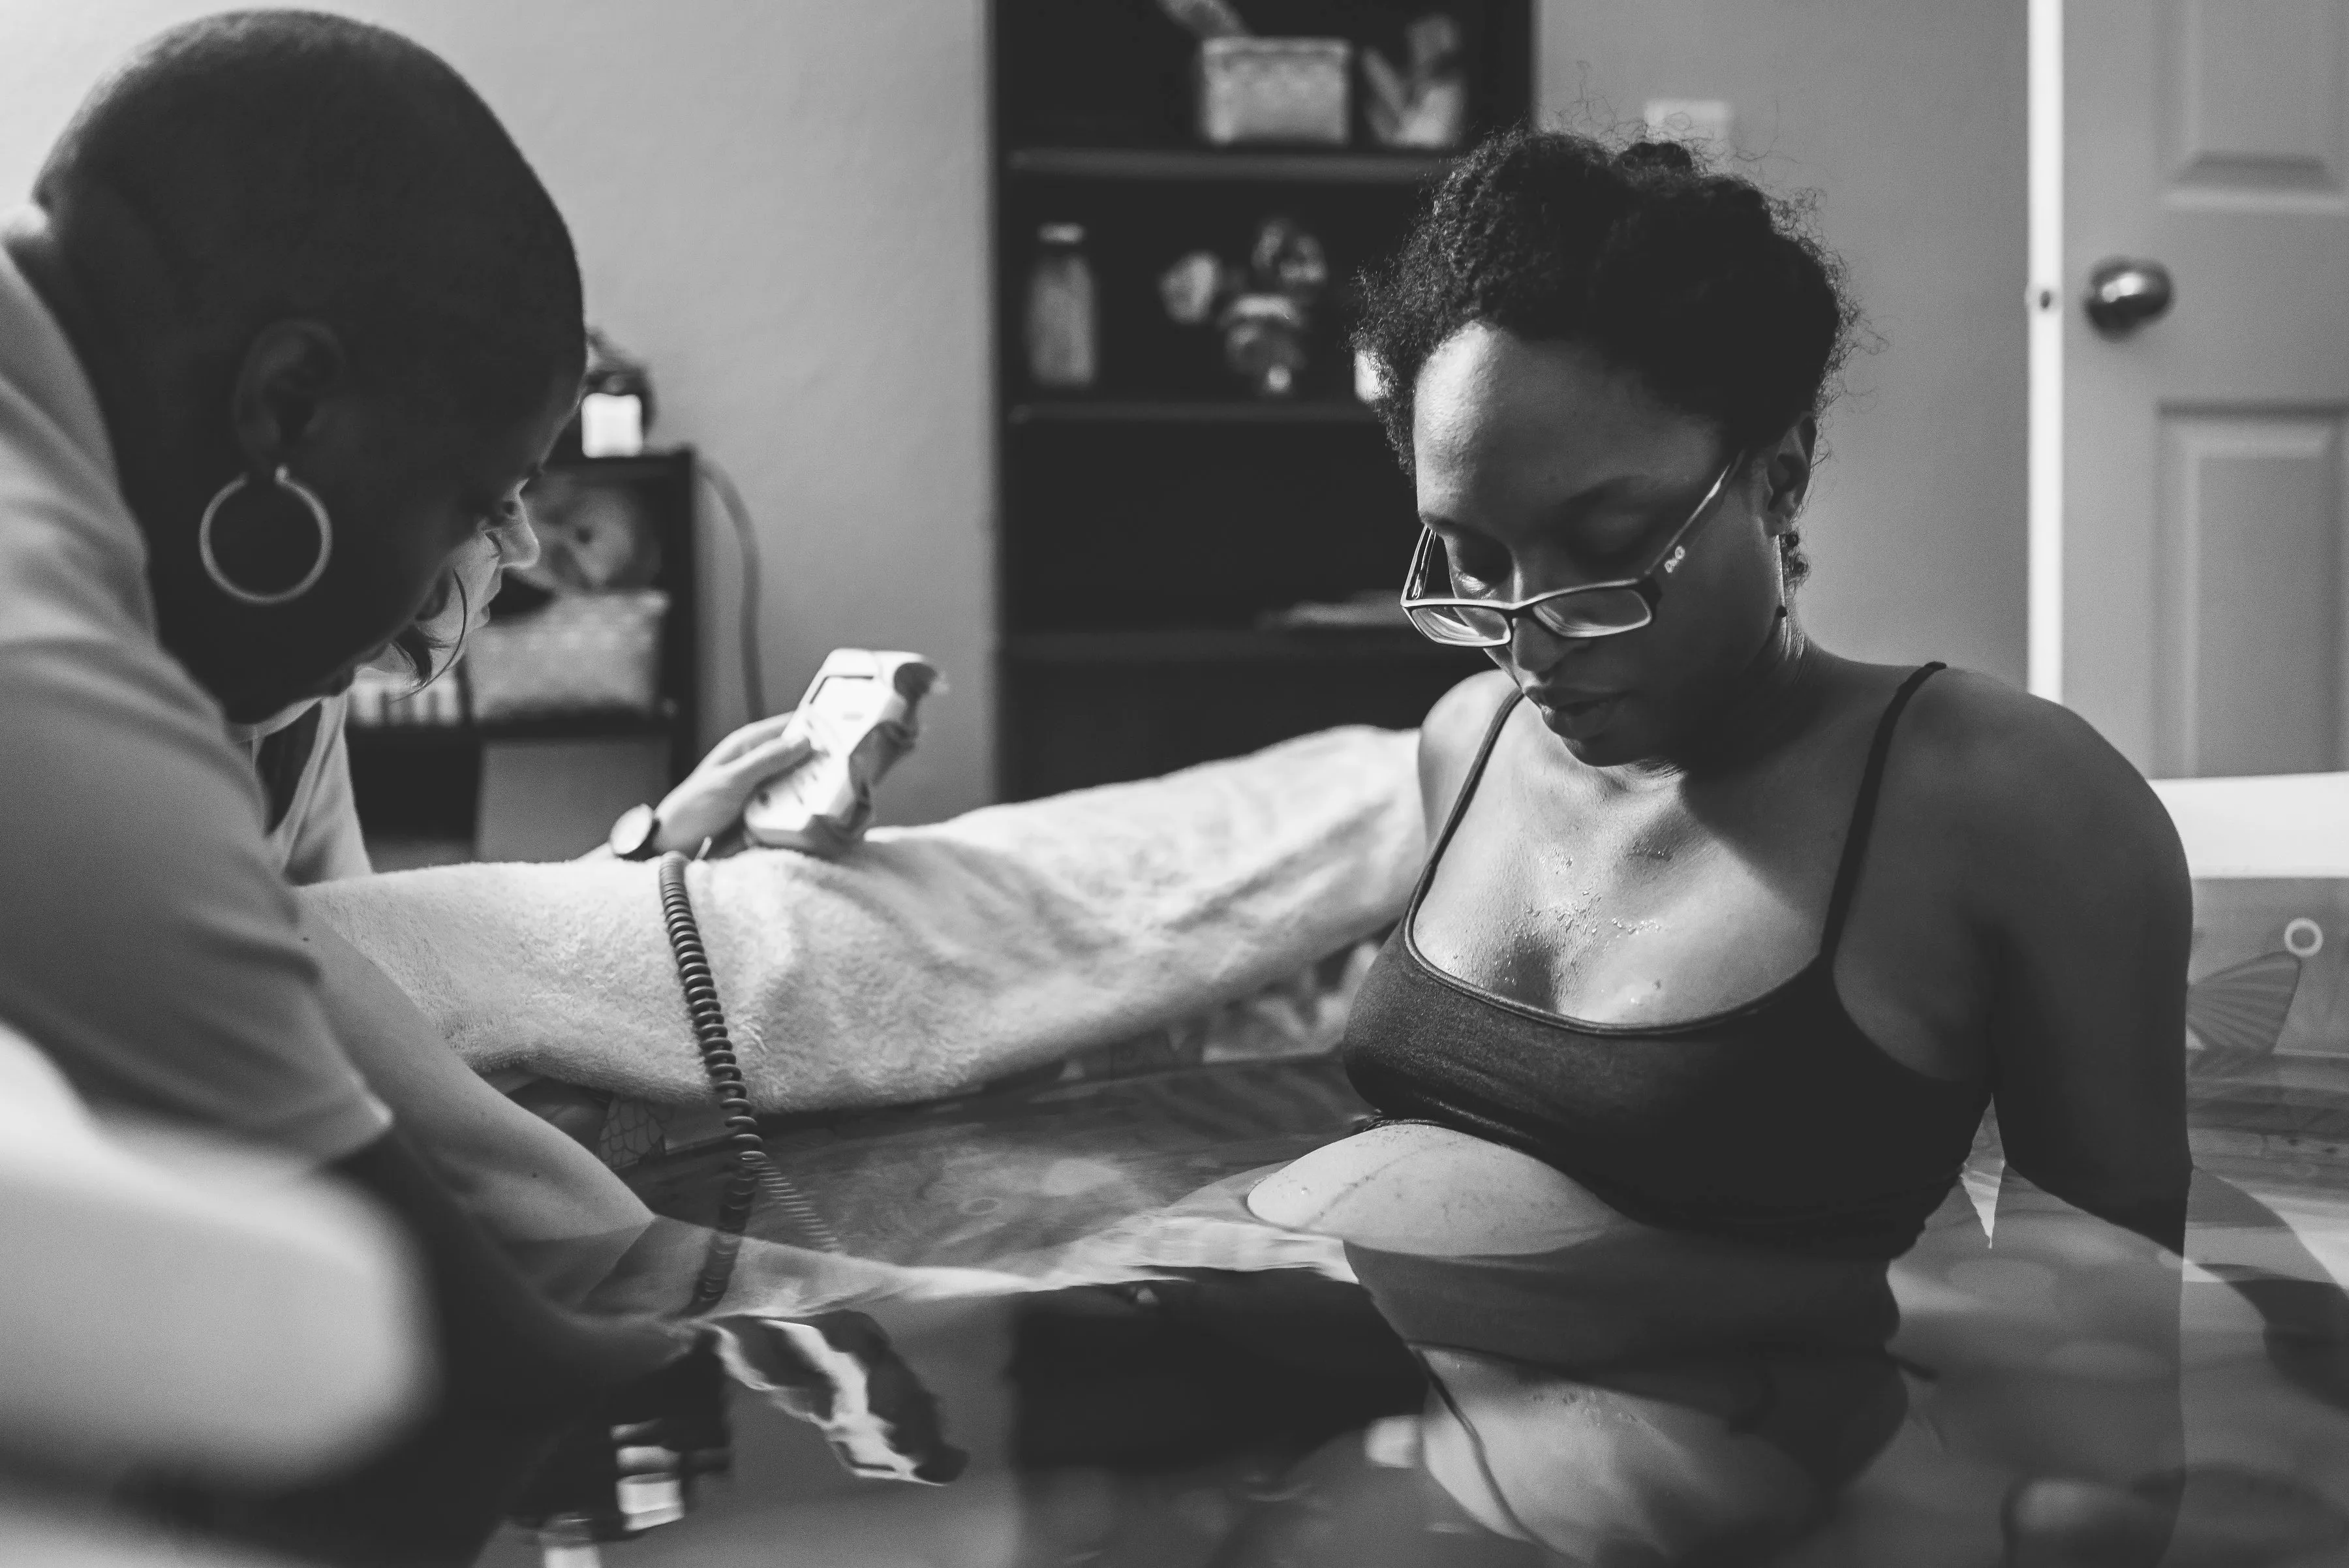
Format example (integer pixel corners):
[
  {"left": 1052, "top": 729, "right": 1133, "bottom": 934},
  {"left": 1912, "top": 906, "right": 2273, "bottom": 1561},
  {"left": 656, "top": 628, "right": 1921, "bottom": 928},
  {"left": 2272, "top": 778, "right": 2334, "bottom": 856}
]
[
  {"left": 1406, "top": 604, "right": 1511, "bottom": 645},
  {"left": 1407, "top": 589, "right": 1652, "bottom": 647},
  {"left": 1529, "top": 590, "right": 1652, "bottom": 639}
]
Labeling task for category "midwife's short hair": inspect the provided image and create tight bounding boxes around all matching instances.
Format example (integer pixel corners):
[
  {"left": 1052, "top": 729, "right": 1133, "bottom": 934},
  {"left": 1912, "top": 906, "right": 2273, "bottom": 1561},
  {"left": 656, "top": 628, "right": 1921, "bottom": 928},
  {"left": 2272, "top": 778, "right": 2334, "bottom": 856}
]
[{"left": 39, "top": 8, "right": 583, "bottom": 424}]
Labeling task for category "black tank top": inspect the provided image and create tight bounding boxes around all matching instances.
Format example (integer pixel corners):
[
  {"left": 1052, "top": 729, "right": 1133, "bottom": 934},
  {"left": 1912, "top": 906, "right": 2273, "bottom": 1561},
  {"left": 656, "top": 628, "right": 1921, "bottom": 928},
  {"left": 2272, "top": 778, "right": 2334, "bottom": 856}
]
[{"left": 1343, "top": 664, "right": 1989, "bottom": 1261}]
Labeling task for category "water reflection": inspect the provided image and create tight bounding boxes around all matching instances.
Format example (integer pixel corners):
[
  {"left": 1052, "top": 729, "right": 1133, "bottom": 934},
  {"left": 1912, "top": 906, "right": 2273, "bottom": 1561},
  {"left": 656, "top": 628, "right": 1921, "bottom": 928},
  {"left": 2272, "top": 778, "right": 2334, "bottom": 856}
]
[{"left": 463, "top": 1055, "right": 2349, "bottom": 1568}]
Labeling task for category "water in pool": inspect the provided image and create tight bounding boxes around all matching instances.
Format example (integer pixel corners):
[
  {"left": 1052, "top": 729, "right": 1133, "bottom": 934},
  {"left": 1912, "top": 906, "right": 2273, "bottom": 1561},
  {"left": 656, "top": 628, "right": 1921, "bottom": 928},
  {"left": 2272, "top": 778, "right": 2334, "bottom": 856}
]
[{"left": 461, "top": 1045, "right": 2349, "bottom": 1568}]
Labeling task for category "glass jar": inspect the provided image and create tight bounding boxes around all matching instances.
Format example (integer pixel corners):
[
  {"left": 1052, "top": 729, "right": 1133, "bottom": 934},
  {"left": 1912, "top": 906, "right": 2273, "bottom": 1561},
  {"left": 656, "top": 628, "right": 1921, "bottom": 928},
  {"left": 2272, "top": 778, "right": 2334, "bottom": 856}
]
[{"left": 1025, "top": 222, "right": 1098, "bottom": 392}]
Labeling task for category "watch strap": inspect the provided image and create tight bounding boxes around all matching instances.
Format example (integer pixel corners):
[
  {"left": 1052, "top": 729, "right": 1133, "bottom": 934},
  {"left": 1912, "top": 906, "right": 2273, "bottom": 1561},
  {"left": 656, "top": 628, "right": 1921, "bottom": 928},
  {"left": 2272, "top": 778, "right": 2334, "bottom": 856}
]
[{"left": 609, "top": 802, "right": 662, "bottom": 860}]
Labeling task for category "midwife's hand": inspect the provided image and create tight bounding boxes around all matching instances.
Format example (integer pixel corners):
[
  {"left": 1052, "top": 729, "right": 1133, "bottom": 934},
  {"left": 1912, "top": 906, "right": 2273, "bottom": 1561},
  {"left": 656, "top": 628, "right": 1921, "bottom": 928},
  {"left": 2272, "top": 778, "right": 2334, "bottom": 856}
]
[{"left": 651, "top": 712, "right": 815, "bottom": 853}]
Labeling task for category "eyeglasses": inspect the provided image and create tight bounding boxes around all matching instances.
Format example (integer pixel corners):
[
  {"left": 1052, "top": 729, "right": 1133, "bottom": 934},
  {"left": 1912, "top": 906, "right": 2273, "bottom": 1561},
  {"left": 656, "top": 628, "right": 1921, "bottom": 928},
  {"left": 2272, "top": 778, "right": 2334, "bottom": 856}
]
[{"left": 1400, "top": 453, "right": 1745, "bottom": 647}]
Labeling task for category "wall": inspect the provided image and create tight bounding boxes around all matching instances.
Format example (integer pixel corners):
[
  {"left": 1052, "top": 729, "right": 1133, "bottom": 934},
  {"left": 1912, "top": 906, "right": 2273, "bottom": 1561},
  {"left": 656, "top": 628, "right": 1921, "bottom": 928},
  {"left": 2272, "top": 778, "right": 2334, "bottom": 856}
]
[
  {"left": 1542, "top": 1, "right": 2030, "bottom": 684},
  {"left": 0, "top": 2, "right": 2027, "bottom": 818},
  {"left": 0, "top": 0, "right": 996, "bottom": 824}
]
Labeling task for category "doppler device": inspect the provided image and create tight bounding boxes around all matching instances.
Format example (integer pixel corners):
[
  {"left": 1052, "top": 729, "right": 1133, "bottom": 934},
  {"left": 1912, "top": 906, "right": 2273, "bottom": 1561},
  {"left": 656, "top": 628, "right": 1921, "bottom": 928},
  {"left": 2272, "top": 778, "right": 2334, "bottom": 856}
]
[{"left": 741, "top": 649, "right": 939, "bottom": 856}]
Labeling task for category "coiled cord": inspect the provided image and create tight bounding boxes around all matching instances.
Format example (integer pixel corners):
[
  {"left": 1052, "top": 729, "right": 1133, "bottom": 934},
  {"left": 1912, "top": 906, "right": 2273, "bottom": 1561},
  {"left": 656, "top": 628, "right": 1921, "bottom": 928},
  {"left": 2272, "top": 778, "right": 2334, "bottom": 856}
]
[{"left": 656, "top": 852, "right": 842, "bottom": 1313}]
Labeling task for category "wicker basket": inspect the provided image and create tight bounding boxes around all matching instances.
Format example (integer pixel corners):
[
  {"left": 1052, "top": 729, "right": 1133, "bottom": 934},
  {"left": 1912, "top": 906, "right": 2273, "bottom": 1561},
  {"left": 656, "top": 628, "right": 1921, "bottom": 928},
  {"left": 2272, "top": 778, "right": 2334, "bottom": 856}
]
[
  {"left": 1197, "top": 37, "right": 1351, "bottom": 146},
  {"left": 465, "top": 589, "right": 668, "bottom": 721}
]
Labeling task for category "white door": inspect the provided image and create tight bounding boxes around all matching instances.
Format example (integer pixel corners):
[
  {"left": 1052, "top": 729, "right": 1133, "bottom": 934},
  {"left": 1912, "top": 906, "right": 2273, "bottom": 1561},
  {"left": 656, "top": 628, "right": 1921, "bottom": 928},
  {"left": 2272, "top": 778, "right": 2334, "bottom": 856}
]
[{"left": 2064, "top": 0, "right": 2349, "bottom": 777}]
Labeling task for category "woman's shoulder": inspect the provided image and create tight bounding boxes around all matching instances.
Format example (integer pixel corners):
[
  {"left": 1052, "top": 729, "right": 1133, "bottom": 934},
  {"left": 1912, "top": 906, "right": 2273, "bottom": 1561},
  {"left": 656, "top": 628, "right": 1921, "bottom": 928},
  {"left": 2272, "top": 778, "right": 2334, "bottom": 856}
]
[
  {"left": 1894, "top": 662, "right": 2141, "bottom": 801},
  {"left": 1417, "top": 669, "right": 1518, "bottom": 834},
  {"left": 1886, "top": 661, "right": 2187, "bottom": 898}
]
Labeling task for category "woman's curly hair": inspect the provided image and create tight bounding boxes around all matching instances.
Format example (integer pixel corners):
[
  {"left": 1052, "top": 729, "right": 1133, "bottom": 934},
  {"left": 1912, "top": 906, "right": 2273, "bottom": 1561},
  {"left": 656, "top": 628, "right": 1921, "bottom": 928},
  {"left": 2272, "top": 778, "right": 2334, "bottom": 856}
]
[{"left": 1354, "top": 129, "right": 1859, "bottom": 585}]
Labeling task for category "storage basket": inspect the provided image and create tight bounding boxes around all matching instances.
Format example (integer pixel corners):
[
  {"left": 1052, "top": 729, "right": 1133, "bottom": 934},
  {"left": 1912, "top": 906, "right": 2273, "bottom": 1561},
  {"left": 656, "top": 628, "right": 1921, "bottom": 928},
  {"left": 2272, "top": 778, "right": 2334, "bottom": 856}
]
[
  {"left": 1197, "top": 37, "right": 1351, "bottom": 146},
  {"left": 465, "top": 588, "right": 668, "bottom": 721}
]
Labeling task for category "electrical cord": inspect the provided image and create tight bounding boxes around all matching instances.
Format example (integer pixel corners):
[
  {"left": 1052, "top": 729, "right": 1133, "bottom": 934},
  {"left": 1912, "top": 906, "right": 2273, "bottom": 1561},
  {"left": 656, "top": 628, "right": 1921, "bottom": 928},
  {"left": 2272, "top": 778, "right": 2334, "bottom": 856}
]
[
  {"left": 656, "top": 851, "right": 841, "bottom": 1315},
  {"left": 695, "top": 456, "right": 767, "bottom": 722}
]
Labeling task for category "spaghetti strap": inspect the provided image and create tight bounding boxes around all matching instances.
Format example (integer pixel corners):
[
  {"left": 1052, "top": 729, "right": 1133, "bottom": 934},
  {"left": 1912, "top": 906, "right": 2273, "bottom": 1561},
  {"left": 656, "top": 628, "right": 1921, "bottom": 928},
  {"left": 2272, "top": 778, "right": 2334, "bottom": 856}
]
[
  {"left": 1819, "top": 662, "right": 1946, "bottom": 959},
  {"left": 1409, "top": 687, "right": 1523, "bottom": 912}
]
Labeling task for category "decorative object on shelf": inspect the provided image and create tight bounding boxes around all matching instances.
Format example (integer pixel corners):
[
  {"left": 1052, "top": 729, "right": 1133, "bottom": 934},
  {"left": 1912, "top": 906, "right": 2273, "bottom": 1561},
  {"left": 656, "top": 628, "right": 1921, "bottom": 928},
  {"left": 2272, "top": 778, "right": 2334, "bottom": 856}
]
[
  {"left": 1196, "top": 37, "right": 1352, "bottom": 147},
  {"left": 1219, "top": 293, "right": 1310, "bottom": 397},
  {"left": 1158, "top": 249, "right": 1223, "bottom": 326},
  {"left": 342, "top": 449, "right": 698, "bottom": 861},
  {"left": 1011, "top": 397, "right": 1377, "bottom": 425},
  {"left": 1006, "top": 146, "right": 1451, "bottom": 184},
  {"left": 1251, "top": 213, "right": 1329, "bottom": 297},
  {"left": 466, "top": 588, "right": 669, "bottom": 722},
  {"left": 1153, "top": 0, "right": 1351, "bottom": 147},
  {"left": 515, "top": 469, "right": 665, "bottom": 595},
  {"left": 1362, "top": 14, "right": 1469, "bottom": 149},
  {"left": 1156, "top": 0, "right": 1247, "bottom": 39},
  {"left": 437, "top": 465, "right": 673, "bottom": 724},
  {"left": 1024, "top": 221, "right": 1099, "bottom": 390},
  {"left": 1159, "top": 215, "right": 1329, "bottom": 397},
  {"left": 992, "top": 1, "right": 1533, "bottom": 799},
  {"left": 577, "top": 328, "right": 654, "bottom": 459}
]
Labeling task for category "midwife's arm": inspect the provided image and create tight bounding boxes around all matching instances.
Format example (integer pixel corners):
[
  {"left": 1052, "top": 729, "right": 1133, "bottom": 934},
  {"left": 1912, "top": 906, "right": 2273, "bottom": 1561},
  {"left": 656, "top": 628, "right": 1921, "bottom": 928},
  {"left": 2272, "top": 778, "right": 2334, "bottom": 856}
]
[{"left": 304, "top": 915, "right": 654, "bottom": 1254}]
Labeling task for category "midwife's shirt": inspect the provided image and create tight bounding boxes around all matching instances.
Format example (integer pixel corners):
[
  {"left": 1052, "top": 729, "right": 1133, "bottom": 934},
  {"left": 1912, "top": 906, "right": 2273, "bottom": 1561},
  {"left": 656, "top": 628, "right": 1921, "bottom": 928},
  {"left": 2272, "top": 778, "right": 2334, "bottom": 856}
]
[
  {"left": 231, "top": 690, "right": 373, "bottom": 887},
  {"left": 0, "top": 223, "right": 391, "bottom": 1163}
]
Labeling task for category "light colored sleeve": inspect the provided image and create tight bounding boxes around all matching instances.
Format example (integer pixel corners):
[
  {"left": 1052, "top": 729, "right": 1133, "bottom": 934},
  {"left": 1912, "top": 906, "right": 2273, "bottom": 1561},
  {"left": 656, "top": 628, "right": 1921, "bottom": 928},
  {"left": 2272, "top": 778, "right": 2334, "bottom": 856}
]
[
  {"left": 280, "top": 692, "right": 373, "bottom": 885},
  {"left": 0, "top": 638, "right": 392, "bottom": 1165}
]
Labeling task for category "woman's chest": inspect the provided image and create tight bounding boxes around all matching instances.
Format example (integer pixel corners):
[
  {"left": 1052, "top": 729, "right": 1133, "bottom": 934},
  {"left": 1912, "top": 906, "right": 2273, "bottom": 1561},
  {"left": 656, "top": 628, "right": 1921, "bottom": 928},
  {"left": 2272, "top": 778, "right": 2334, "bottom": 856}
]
[{"left": 1409, "top": 752, "right": 1990, "bottom": 1082}]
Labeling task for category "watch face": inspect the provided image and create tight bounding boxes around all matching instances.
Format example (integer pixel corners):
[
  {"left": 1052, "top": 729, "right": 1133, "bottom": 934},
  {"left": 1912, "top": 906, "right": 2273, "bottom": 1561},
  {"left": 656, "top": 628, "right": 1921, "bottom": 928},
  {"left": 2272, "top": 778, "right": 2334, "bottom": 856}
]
[{"left": 610, "top": 802, "right": 658, "bottom": 858}]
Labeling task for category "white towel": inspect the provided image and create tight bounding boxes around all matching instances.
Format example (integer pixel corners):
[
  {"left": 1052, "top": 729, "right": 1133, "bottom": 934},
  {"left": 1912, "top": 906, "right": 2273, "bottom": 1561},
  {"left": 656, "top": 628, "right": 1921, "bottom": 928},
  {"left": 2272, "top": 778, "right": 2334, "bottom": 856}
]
[{"left": 302, "top": 726, "right": 1426, "bottom": 1113}]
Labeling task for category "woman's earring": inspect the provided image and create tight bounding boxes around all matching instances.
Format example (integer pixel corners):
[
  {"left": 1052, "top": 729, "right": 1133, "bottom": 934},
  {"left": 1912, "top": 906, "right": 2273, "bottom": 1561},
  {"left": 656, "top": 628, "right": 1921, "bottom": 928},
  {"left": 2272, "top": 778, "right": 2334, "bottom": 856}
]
[{"left": 197, "top": 464, "right": 334, "bottom": 607}]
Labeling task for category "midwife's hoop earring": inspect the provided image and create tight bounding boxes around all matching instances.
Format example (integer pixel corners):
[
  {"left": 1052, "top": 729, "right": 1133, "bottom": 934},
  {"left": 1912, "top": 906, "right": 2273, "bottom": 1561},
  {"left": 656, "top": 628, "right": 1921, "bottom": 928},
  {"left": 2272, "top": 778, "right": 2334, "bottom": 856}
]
[{"left": 197, "top": 464, "right": 334, "bottom": 607}]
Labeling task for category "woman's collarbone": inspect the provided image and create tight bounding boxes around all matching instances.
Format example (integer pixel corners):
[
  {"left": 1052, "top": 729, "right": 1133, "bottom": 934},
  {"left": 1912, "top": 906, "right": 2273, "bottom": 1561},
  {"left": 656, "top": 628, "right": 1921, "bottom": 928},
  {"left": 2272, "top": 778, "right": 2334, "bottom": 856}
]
[{"left": 1418, "top": 818, "right": 1820, "bottom": 1025}]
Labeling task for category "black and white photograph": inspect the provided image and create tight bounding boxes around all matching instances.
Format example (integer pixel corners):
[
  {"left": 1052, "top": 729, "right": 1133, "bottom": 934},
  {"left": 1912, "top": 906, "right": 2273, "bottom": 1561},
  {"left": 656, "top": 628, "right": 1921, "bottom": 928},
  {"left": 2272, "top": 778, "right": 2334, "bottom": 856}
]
[{"left": 6, "top": 4, "right": 2349, "bottom": 1566}]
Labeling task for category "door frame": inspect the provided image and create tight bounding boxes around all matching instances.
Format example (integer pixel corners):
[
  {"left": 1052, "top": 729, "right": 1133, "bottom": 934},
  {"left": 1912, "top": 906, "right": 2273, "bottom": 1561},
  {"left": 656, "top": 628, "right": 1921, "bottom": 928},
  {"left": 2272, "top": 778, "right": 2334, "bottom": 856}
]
[{"left": 2028, "top": 0, "right": 2066, "bottom": 701}]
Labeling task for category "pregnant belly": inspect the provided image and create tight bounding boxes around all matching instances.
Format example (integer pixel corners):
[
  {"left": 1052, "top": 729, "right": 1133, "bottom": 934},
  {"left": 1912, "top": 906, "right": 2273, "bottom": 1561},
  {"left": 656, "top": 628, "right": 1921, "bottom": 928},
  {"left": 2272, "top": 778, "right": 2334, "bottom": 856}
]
[
  {"left": 1246, "top": 1120, "right": 1631, "bottom": 1256},
  {"left": 1250, "top": 1121, "right": 1896, "bottom": 1370}
]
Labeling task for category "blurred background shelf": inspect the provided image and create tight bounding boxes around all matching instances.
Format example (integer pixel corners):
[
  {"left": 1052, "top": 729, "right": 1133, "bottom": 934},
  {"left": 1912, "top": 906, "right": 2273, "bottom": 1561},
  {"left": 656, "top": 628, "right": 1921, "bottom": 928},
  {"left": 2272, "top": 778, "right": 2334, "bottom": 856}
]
[
  {"left": 345, "top": 711, "right": 680, "bottom": 749},
  {"left": 1009, "top": 398, "right": 1380, "bottom": 425},
  {"left": 1007, "top": 146, "right": 1454, "bottom": 185},
  {"left": 991, "top": 1, "right": 1533, "bottom": 801},
  {"left": 345, "top": 448, "right": 699, "bottom": 862},
  {"left": 1004, "top": 628, "right": 1477, "bottom": 666}
]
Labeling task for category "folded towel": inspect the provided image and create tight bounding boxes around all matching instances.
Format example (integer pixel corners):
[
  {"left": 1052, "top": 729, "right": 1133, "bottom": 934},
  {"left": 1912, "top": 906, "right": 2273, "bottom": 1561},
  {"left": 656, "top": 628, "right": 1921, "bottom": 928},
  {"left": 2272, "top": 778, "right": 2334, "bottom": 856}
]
[{"left": 302, "top": 726, "right": 1426, "bottom": 1113}]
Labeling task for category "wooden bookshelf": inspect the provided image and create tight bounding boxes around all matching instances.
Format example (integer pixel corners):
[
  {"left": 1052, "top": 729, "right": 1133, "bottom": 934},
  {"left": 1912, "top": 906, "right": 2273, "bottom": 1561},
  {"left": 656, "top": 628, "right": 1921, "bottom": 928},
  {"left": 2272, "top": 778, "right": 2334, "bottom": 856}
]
[
  {"left": 1004, "top": 628, "right": 1473, "bottom": 666},
  {"left": 1009, "top": 397, "right": 1380, "bottom": 425},
  {"left": 990, "top": 0, "right": 1533, "bottom": 799},
  {"left": 343, "top": 711, "right": 679, "bottom": 749},
  {"left": 1007, "top": 146, "right": 1454, "bottom": 185}
]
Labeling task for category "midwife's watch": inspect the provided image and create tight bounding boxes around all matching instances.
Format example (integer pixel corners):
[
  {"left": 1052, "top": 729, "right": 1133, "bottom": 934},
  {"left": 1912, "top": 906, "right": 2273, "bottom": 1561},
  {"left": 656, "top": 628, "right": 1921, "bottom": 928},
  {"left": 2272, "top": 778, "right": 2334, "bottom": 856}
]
[{"left": 607, "top": 803, "right": 664, "bottom": 861}]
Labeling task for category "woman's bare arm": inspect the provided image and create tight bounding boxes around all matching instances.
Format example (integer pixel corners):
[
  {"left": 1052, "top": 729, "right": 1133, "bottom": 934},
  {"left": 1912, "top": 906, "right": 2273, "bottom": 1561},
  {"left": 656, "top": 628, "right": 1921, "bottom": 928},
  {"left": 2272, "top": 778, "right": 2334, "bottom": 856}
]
[
  {"left": 1968, "top": 694, "right": 2193, "bottom": 1248},
  {"left": 1946, "top": 687, "right": 2188, "bottom": 1549}
]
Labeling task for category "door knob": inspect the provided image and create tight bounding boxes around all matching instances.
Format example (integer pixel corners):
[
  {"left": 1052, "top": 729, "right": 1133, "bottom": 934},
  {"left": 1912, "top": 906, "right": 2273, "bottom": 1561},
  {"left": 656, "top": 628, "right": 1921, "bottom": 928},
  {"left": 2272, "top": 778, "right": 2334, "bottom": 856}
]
[{"left": 2085, "top": 258, "right": 2175, "bottom": 335}]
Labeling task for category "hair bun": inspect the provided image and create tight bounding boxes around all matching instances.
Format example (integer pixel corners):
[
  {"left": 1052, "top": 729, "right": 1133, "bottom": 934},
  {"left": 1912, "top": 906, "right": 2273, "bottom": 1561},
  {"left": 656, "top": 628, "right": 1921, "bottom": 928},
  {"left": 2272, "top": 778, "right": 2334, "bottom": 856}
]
[
  {"left": 1616, "top": 139, "right": 1696, "bottom": 173},
  {"left": 1353, "top": 124, "right": 1855, "bottom": 510}
]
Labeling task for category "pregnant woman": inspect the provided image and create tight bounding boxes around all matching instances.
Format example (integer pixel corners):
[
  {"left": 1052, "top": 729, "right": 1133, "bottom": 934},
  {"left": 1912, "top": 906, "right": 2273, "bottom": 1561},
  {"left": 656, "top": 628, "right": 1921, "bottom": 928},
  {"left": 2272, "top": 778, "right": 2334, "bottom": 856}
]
[{"left": 1247, "top": 130, "right": 2195, "bottom": 1563}]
